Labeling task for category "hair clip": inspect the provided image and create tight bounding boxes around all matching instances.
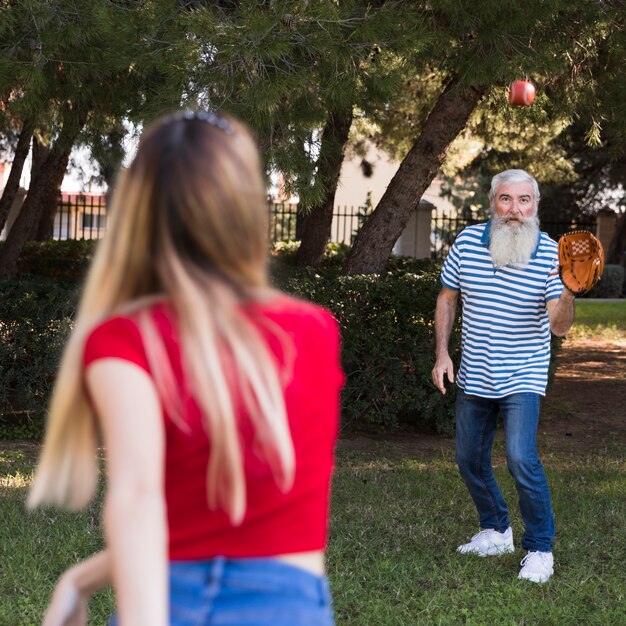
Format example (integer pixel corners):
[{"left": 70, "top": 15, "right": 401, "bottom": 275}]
[{"left": 177, "top": 110, "right": 234, "bottom": 134}]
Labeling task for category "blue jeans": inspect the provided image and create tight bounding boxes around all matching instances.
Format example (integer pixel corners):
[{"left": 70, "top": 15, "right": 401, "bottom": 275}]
[
  {"left": 108, "top": 557, "right": 334, "bottom": 626},
  {"left": 455, "top": 388, "right": 555, "bottom": 552}
]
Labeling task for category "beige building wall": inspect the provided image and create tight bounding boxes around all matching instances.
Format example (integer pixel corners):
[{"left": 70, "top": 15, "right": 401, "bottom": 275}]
[
  {"left": 332, "top": 143, "right": 456, "bottom": 256},
  {"left": 334, "top": 143, "right": 456, "bottom": 214}
]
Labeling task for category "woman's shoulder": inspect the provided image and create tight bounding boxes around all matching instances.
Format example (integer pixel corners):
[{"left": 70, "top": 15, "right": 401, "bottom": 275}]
[
  {"left": 83, "top": 299, "right": 169, "bottom": 370},
  {"left": 83, "top": 317, "right": 145, "bottom": 370},
  {"left": 253, "top": 292, "right": 339, "bottom": 334}
]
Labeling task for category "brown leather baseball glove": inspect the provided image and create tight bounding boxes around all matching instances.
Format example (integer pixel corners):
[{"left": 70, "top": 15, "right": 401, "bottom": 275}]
[{"left": 558, "top": 230, "right": 605, "bottom": 295}]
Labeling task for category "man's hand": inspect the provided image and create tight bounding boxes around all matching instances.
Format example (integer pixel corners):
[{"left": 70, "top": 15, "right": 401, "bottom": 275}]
[
  {"left": 433, "top": 287, "right": 459, "bottom": 395},
  {"left": 558, "top": 230, "right": 604, "bottom": 295},
  {"left": 432, "top": 354, "right": 455, "bottom": 395}
]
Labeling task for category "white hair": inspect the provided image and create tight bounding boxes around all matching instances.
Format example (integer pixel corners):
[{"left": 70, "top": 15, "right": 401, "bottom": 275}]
[{"left": 489, "top": 169, "right": 540, "bottom": 215}]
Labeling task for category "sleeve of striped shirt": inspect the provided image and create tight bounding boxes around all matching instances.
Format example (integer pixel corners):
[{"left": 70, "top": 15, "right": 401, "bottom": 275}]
[{"left": 440, "top": 240, "right": 461, "bottom": 290}]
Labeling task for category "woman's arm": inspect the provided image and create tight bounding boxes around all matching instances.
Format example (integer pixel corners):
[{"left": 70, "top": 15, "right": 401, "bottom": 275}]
[
  {"left": 86, "top": 359, "right": 168, "bottom": 626},
  {"left": 42, "top": 551, "right": 111, "bottom": 626}
]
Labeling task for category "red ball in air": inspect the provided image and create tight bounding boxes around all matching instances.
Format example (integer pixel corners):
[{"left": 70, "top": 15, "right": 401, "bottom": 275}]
[{"left": 508, "top": 80, "right": 536, "bottom": 106}]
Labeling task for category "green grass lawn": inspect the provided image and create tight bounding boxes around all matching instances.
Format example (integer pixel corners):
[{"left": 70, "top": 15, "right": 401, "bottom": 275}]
[
  {"left": 0, "top": 450, "right": 112, "bottom": 626},
  {"left": 1, "top": 300, "right": 624, "bottom": 625},
  {"left": 568, "top": 299, "right": 626, "bottom": 340},
  {"left": 2, "top": 445, "right": 625, "bottom": 625},
  {"left": 328, "top": 449, "right": 626, "bottom": 625}
]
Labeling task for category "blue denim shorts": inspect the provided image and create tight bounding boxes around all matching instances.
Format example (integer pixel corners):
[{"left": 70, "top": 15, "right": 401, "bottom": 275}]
[{"left": 108, "top": 557, "right": 334, "bottom": 626}]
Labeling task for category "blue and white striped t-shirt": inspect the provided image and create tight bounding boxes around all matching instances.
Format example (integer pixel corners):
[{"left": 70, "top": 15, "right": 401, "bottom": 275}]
[{"left": 440, "top": 221, "right": 564, "bottom": 398}]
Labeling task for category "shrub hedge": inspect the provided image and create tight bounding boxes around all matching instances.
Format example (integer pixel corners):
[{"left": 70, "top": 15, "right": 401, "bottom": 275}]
[
  {"left": 585, "top": 264, "right": 624, "bottom": 298},
  {"left": 15, "top": 239, "right": 97, "bottom": 279},
  {"left": 270, "top": 246, "right": 459, "bottom": 433},
  {"left": 0, "top": 277, "right": 79, "bottom": 438},
  {"left": 0, "top": 241, "right": 565, "bottom": 439}
]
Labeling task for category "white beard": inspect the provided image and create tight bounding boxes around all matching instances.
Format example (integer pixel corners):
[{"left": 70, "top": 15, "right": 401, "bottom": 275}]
[{"left": 489, "top": 214, "right": 540, "bottom": 268}]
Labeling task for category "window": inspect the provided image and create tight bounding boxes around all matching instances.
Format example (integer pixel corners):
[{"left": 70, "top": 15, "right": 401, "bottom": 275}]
[{"left": 82, "top": 213, "right": 107, "bottom": 229}]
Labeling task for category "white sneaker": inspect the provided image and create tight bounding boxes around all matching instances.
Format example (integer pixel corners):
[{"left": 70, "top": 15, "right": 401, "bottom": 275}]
[
  {"left": 518, "top": 551, "right": 554, "bottom": 583},
  {"left": 457, "top": 527, "right": 514, "bottom": 556}
]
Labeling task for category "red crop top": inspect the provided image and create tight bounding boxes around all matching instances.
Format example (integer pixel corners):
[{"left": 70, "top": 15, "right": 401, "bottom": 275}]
[{"left": 83, "top": 295, "right": 344, "bottom": 561}]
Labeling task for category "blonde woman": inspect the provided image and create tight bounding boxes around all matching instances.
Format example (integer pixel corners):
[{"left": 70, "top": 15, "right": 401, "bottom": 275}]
[{"left": 29, "top": 111, "right": 344, "bottom": 626}]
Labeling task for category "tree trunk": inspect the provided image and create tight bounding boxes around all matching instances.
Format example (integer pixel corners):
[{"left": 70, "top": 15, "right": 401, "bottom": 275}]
[
  {"left": 31, "top": 134, "right": 50, "bottom": 181},
  {"left": 33, "top": 147, "right": 72, "bottom": 240},
  {"left": 0, "top": 119, "right": 33, "bottom": 234},
  {"left": 0, "top": 107, "right": 85, "bottom": 276},
  {"left": 0, "top": 132, "right": 77, "bottom": 276},
  {"left": 344, "top": 79, "right": 486, "bottom": 275},
  {"left": 34, "top": 191, "right": 60, "bottom": 241},
  {"left": 295, "top": 108, "right": 354, "bottom": 267},
  {"left": 28, "top": 135, "right": 51, "bottom": 239}
]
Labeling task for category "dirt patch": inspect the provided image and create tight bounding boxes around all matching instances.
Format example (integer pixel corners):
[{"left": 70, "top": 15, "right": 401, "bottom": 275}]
[
  {"left": 338, "top": 427, "right": 454, "bottom": 461},
  {"left": 338, "top": 338, "right": 626, "bottom": 461},
  {"left": 539, "top": 338, "right": 626, "bottom": 458}
]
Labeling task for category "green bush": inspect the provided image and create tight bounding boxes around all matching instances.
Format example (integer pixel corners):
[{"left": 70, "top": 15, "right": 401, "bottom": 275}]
[
  {"left": 15, "top": 239, "right": 97, "bottom": 280},
  {"left": 585, "top": 264, "right": 624, "bottom": 298},
  {"left": 0, "top": 241, "right": 566, "bottom": 439},
  {"left": 0, "top": 241, "right": 94, "bottom": 437},
  {"left": 271, "top": 256, "right": 460, "bottom": 434},
  {"left": 2, "top": 245, "right": 456, "bottom": 437},
  {"left": 0, "top": 277, "right": 79, "bottom": 438}
]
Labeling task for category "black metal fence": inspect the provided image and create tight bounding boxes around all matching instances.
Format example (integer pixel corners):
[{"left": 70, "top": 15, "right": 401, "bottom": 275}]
[
  {"left": 54, "top": 194, "right": 107, "bottom": 240},
  {"left": 268, "top": 203, "right": 363, "bottom": 245},
  {"left": 430, "top": 211, "right": 598, "bottom": 260},
  {"left": 53, "top": 196, "right": 598, "bottom": 260},
  {"left": 430, "top": 212, "right": 480, "bottom": 260},
  {"left": 268, "top": 202, "right": 298, "bottom": 241},
  {"left": 539, "top": 214, "right": 598, "bottom": 242},
  {"left": 53, "top": 198, "right": 361, "bottom": 246}
]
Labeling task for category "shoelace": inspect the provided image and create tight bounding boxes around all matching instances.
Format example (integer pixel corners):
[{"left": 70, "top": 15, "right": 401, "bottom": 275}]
[
  {"left": 520, "top": 551, "right": 549, "bottom": 567},
  {"left": 470, "top": 529, "right": 495, "bottom": 542}
]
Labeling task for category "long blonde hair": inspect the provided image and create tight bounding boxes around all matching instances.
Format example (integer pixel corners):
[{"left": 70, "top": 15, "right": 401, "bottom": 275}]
[{"left": 28, "top": 111, "right": 295, "bottom": 525}]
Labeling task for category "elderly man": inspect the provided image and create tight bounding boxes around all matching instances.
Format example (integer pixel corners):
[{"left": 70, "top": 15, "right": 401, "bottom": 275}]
[{"left": 432, "top": 169, "right": 576, "bottom": 583}]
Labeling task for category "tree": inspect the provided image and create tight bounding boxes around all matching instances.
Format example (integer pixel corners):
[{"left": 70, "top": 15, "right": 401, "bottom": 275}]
[
  {"left": 0, "top": 111, "right": 83, "bottom": 273},
  {"left": 3, "top": 1, "right": 622, "bottom": 276},
  {"left": 181, "top": 1, "right": 428, "bottom": 265},
  {"left": 295, "top": 108, "right": 353, "bottom": 266},
  {"left": 0, "top": 117, "right": 32, "bottom": 233},
  {"left": 345, "top": 78, "right": 486, "bottom": 274},
  {"left": 345, "top": 0, "right": 626, "bottom": 273},
  {"left": 0, "top": 0, "right": 189, "bottom": 275}
]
